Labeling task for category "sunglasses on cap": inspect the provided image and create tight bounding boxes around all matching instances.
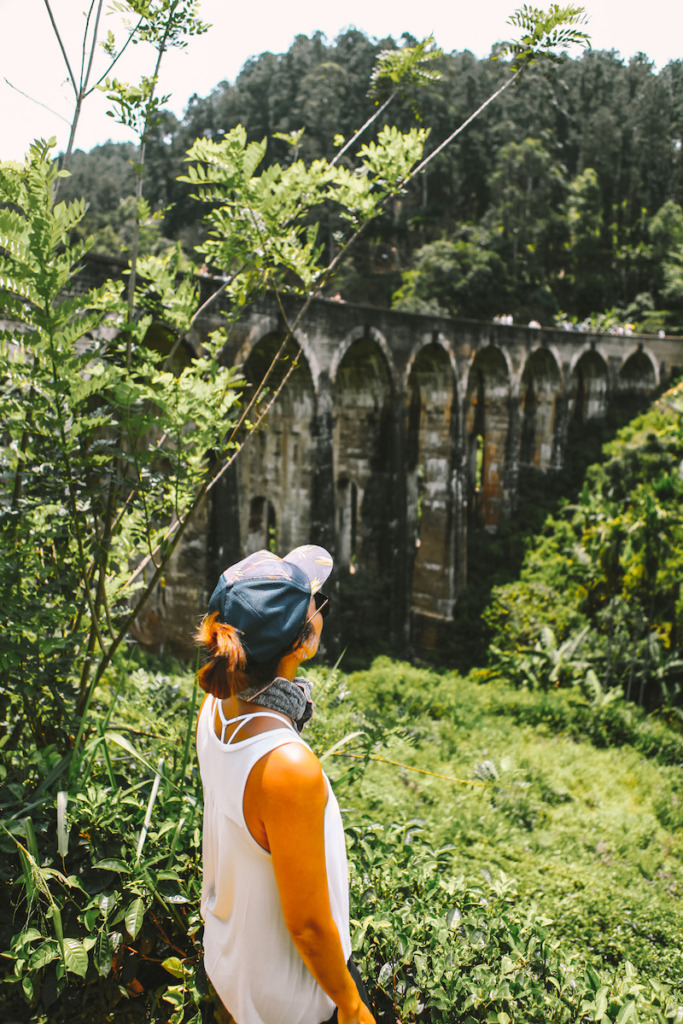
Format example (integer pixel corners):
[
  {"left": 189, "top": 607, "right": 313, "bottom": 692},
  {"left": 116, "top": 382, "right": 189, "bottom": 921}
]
[{"left": 305, "top": 591, "right": 330, "bottom": 626}]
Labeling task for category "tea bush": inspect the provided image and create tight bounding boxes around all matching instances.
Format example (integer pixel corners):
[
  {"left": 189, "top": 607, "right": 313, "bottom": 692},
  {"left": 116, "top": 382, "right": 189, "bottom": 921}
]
[
  {"left": 347, "top": 819, "right": 680, "bottom": 1024},
  {"left": 335, "top": 660, "right": 683, "bottom": 1009},
  {"left": 3, "top": 654, "right": 683, "bottom": 1022}
]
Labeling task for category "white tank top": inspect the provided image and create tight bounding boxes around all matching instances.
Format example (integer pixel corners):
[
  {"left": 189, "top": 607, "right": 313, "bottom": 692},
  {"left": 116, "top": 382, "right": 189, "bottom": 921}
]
[{"left": 196, "top": 696, "right": 351, "bottom": 1024}]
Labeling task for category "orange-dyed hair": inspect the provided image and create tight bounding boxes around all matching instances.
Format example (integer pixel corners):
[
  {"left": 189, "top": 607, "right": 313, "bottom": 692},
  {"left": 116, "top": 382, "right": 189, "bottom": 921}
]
[
  {"left": 196, "top": 610, "right": 315, "bottom": 699},
  {"left": 195, "top": 612, "right": 250, "bottom": 699}
]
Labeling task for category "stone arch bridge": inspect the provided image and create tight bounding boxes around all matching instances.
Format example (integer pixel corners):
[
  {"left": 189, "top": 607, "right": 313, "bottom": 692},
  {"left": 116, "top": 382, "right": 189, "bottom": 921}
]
[{"left": 139, "top": 283, "right": 683, "bottom": 657}]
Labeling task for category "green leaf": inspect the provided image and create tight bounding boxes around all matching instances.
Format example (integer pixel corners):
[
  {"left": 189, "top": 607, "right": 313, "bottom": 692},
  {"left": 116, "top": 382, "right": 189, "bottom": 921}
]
[
  {"left": 615, "top": 1003, "right": 638, "bottom": 1024},
  {"left": 29, "top": 939, "right": 61, "bottom": 971},
  {"left": 105, "top": 731, "right": 156, "bottom": 772},
  {"left": 94, "top": 931, "right": 113, "bottom": 977},
  {"left": 64, "top": 937, "right": 88, "bottom": 977},
  {"left": 595, "top": 987, "right": 609, "bottom": 1018},
  {"left": 162, "top": 956, "right": 185, "bottom": 979},
  {"left": 124, "top": 897, "right": 145, "bottom": 939},
  {"left": 93, "top": 858, "right": 129, "bottom": 873}
]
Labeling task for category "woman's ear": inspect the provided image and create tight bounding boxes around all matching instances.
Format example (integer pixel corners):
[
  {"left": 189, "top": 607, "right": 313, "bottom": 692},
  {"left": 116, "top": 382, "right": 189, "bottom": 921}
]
[
  {"left": 276, "top": 628, "right": 319, "bottom": 678},
  {"left": 295, "top": 622, "right": 322, "bottom": 662},
  {"left": 297, "top": 631, "right": 319, "bottom": 660}
]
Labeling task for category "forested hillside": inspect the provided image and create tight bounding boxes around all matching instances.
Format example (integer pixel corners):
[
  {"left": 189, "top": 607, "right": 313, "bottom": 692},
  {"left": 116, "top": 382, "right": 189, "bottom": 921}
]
[
  {"left": 62, "top": 30, "right": 683, "bottom": 330},
  {"left": 483, "top": 380, "right": 683, "bottom": 709}
]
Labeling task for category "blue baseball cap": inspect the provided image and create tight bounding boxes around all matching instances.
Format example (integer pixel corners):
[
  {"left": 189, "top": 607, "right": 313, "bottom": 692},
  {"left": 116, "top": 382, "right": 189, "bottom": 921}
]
[{"left": 207, "top": 546, "right": 333, "bottom": 662}]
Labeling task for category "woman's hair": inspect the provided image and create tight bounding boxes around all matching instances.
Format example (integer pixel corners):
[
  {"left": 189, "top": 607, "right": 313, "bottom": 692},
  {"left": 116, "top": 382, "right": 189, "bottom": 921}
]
[{"left": 196, "top": 611, "right": 315, "bottom": 699}]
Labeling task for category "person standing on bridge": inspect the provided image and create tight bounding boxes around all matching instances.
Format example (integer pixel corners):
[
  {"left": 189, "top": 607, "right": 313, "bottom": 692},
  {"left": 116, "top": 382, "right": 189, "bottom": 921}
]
[{"left": 195, "top": 545, "right": 375, "bottom": 1024}]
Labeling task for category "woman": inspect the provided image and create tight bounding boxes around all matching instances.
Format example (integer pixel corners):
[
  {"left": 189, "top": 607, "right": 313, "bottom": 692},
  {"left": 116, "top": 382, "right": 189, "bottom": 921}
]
[{"left": 195, "top": 546, "right": 375, "bottom": 1024}]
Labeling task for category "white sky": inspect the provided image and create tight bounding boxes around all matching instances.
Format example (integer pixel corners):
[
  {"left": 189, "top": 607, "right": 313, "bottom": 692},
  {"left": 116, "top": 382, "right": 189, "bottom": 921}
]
[{"left": 1, "top": 0, "right": 681, "bottom": 161}]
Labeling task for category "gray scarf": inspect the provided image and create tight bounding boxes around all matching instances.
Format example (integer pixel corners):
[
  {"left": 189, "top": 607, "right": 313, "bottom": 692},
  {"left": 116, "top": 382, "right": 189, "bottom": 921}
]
[{"left": 240, "top": 676, "right": 314, "bottom": 733}]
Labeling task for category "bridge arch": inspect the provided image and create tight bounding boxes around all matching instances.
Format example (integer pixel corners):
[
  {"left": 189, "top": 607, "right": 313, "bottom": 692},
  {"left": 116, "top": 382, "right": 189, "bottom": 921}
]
[
  {"left": 403, "top": 330, "right": 459, "bottom": 391},
  {"left": 330, "top": 324, "right": 398, "bottom": 393},
  {"left": 237, "top": 332, "right": 317, "bottom": 553},
  {"left": 465, "top": 345, "right": 511, "bottom": 528},
  {"left": 406, "top": 341, "right": 460, "bottom": 623},
  {"left": 568, "top": 347, "right": 609, "bottom": 422},
  {"left": 143, "top": 321, "right": 193, "bottom": 372},
  {"left": 619, "top": 346, "right": 659, "bottom": 390},
  {"left": 519, "top": 346, "right": 562, "bottom": 471},
  {"left": 234, "top": 322, "right": 322, "bottom": 392},
  {"left": 332, "top": 334, "right": 396, "bottom": 639}
]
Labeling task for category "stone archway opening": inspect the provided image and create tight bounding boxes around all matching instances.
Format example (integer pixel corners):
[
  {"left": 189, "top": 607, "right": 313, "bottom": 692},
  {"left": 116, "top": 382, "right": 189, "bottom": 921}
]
[
  {"left": 569, "top": 349, "right": 608, "bottom": 424},
  {"left": 465, "top": 346, "right": 511, "bottom": 529},
  {"left": 474, "top": 432, "right": 485, "bottom": 490},
  {"left": 142, "top": 321, "right": 192, "bottom": 374},
  {"left": 235, "top": 333, "right": 316, "bottom": 556},
  {"left": 246, "top": 496, "right": 277, "bottom": 553},
  {"left": 406, "top": 343, "right": 459, "bottom": 646},
  {"left": 336, "top": 477, "right": 359, "bottom": 571},
  {"left": 618, "top": 348, "right": 657, "bottom": 419},
  {"left": 519, "top": 347, "right": 562, "bottom": 472},
  {"left": 332, "top": 336, "right": 395, "bottom": 658}
]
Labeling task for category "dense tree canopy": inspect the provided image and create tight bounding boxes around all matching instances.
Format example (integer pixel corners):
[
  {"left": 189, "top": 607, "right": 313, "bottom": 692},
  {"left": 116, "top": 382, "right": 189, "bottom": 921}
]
[{"left": 61, "top": 31, "right": 683, "bottom": 329}]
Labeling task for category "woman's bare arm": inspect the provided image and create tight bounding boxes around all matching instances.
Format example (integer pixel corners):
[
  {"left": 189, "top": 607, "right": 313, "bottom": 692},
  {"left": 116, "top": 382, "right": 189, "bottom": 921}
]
[{"left": 246, "top": 743, "right": 375, "bottom": 1024}]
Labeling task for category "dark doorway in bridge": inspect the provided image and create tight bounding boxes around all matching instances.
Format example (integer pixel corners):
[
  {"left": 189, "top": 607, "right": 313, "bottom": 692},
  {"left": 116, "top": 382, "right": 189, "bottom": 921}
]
[
  {"left": 618, "top": 348, "right": 657, "bottom": 419},
  {"left": 465, "top": 347, "right": 510, "bottom": 529},
  {"left": 333, "top": 335, "right": 396, "bottom": 663},
  {"left": 570, "top": 349, "right": 608, "bottom": 423},
  {"left": 336, "top": 477, "right": 358, "bottom": 571},
  {"left": 519, "top": 347, "right": 562, "bottom": 471},
  {"left": 406, "top": 341, "right": 460, "bottom": 656},
  {"left": 142, "top": 321, "right": 192, "bottom": 374},
  {"left": 238, "top": 333, "right": 316, "bottom": 555},
  {"left": 246, "top": 496, "right": 277, "bottom": 554},
  {"left": 474, "top": 433, "right": 485, "bottom": 491},
  {"left": 520, "top": 378, "right": 536, "bottom": 467},
  {"left": 466, "top": 370, "right": 486, "bottom": 528}
]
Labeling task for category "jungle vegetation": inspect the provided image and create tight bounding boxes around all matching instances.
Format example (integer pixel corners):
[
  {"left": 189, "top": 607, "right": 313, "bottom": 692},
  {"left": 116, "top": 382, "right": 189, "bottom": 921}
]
[{"left": 2, "top": 4, "right": 683, "bottom": 1022}]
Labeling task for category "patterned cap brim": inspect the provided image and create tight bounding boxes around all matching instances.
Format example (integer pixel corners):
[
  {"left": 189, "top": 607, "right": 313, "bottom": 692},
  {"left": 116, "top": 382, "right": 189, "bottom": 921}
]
[{"left": 282, "top": 545, "right": 334, "bottom": 594}]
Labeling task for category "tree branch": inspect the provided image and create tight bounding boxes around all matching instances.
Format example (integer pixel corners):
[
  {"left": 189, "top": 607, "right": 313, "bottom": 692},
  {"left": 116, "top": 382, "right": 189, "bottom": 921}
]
[
  {"left": 2, "top": 78, "right": 71, "bottom": 124},
  {"left": 406, "top": 68, "right": 521, "bottom": 183},
  {"left": 43, "top": 0, "right": 78, "bottom": 98},
  {"left": 330, "top": 91, "right": 396, "bottom": 167}
]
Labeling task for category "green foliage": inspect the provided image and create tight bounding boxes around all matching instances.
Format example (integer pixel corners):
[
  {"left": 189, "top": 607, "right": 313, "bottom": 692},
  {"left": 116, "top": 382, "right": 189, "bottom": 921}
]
[
  {"left": 348, "top": 820, "right": 671, "bottom": 1024},
  {"left": 335, "top": 658, "right": 683, "bottom": 1021},
  {"left": 368, "top": 35, "right": 443, "bottom": 108},
  {"left": 64, "top": 17, "right": 646, "bottom": 317},
  {"left": 101, "top": 75, "right": 170, "bottom": 135},
  {"left": 180, "top": 123, "right": 427, "bottom": 302},
  {"left": 113, "top": 0, "right": 209, "bottom": 47},
  {"left": 8, "top": 8, "right": 683, "bottom": 1023},
  {"left": 0, "top": 40, "right": 433, "bottom": 760},
  {"left": 0, "top": 657, "right": 207, "bottom": 1022},
  {"left": 498, "top": 4, "right": 591, "bottom": 70},
  {"left": 563, "top": 167, "right": 610, "bottom": 312},
  {"left": 5, "top": 654, "right": 683, "bottom": 1022},
  {"left": 485, "top": 384, "right": 683, "bottom": 708},
  {"left": 392, "top": 233, "right": 504, "bottom": 319},
  {"left": 0, "top": 141, "right": 244, "bottom": 753},
  {"left": 60, "top": 19, "right": 683, "bottom": 325}
]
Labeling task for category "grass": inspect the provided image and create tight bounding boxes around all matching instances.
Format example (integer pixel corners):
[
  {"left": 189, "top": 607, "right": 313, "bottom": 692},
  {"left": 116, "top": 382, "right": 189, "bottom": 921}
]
[
  {"left": 312, "top": 658, "right": 683, "bottom": 991},
  {"left": 4, "top": 651, "right": 683, "bottom": 1022}
]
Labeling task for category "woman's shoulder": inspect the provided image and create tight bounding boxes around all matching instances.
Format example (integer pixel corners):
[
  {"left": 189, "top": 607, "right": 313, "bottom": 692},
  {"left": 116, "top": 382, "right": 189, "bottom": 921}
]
[{"left": 254, "top": 740, "right": 325, "bottom": 806}]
